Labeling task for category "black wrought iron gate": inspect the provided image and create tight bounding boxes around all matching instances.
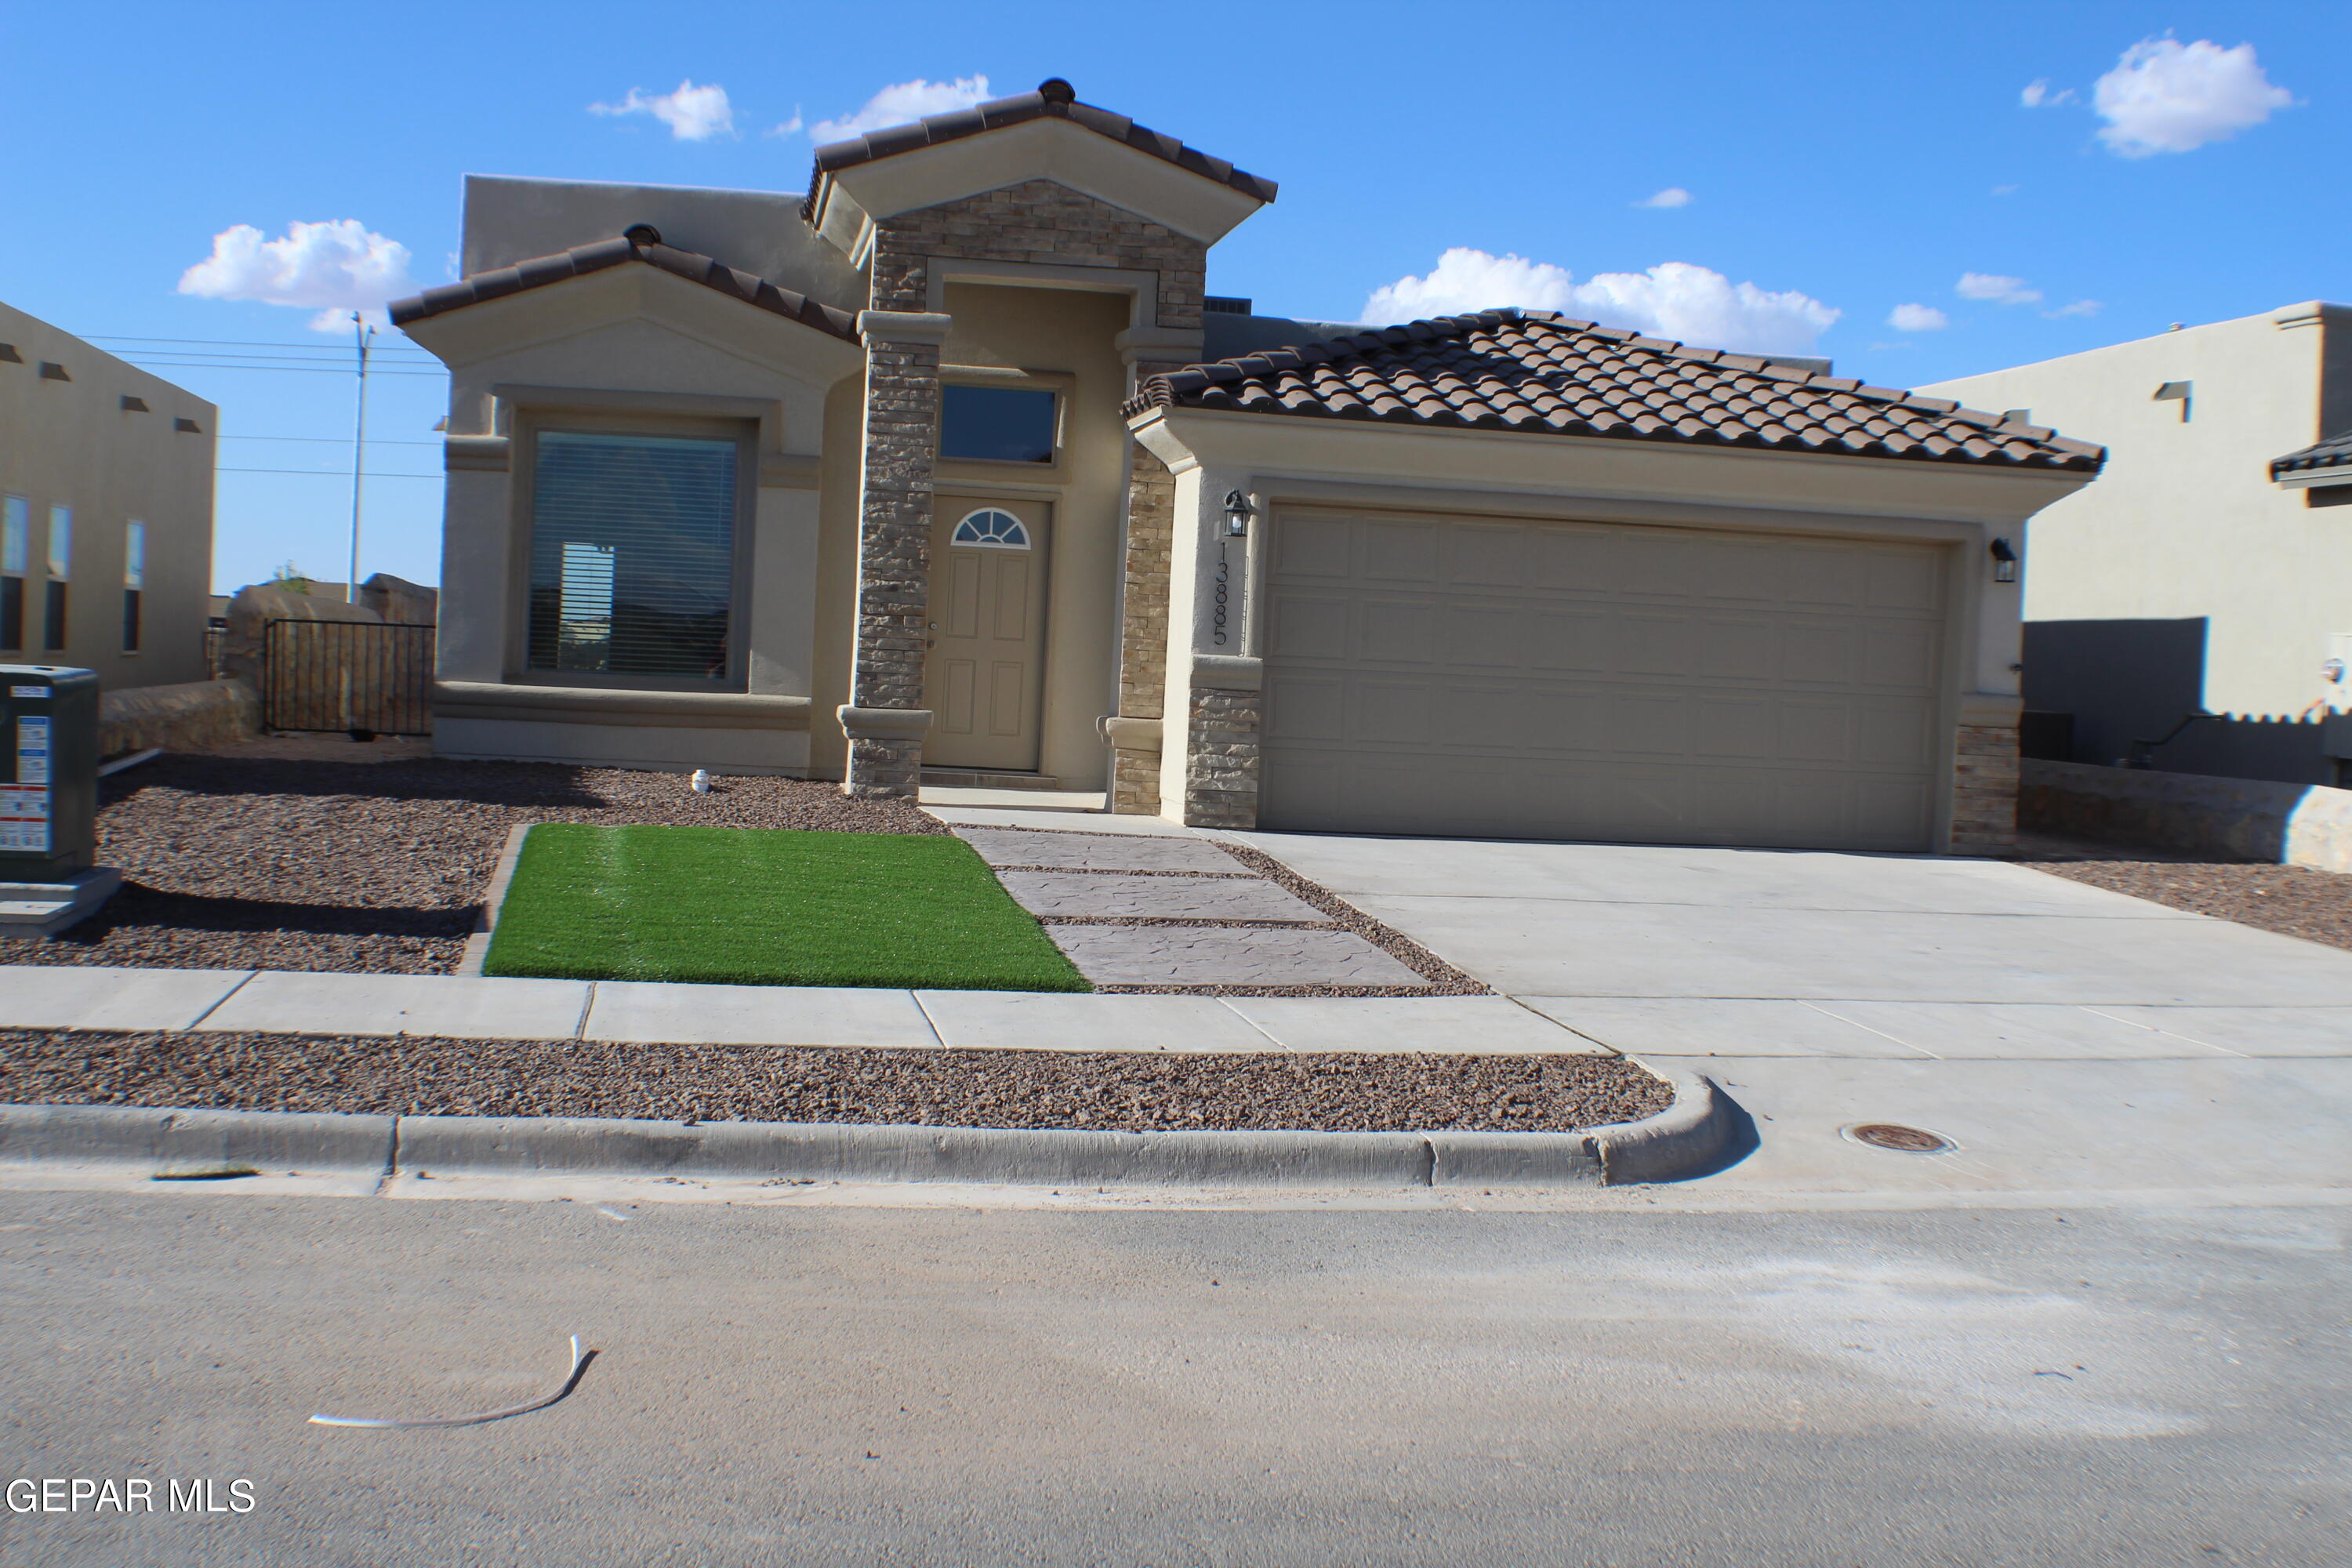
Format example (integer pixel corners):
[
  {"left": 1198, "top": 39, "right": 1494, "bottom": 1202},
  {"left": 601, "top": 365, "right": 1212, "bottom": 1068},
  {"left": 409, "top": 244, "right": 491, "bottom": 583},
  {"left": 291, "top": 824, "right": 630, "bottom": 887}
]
[{"left": 261, "top": 619, "right": 435, "bottom": 736}]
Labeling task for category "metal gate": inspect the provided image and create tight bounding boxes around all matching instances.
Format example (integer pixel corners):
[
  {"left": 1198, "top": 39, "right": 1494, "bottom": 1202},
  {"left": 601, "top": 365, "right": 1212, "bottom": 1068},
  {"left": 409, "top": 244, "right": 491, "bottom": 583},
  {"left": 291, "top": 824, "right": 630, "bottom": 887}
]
[{"left": 262, "top": 620, "right": 435, "bottom": 736}]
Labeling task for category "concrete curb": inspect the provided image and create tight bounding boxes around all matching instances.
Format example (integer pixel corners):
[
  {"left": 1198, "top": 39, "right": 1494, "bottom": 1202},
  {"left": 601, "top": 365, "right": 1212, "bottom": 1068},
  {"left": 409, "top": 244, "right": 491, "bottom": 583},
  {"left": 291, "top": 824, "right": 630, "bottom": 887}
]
[
  {"left": 0, "top": 1104, "right": 396, "bottom": 1176},
  {"left": 454, "top": 823, "right": 534, "bottom": 978},
  {"left": 0, "top": 1073, "right": 1732, "bottom": 1189}
]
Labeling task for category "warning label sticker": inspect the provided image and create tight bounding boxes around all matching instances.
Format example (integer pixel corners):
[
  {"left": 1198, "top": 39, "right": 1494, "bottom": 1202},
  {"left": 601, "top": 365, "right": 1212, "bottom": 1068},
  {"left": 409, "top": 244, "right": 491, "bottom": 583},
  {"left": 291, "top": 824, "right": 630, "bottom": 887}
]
[
  {"left": 0, "top": 784, "right": 49, "bottom": 855},
  {"left": 16, "top": 714, "right": 52, "bottom": 786}
]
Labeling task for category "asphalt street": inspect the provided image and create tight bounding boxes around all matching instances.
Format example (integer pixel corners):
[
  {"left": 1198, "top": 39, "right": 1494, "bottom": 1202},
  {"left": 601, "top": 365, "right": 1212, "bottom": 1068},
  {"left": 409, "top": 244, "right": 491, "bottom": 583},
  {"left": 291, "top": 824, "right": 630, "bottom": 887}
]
[{"left": 1, "top": 1183, "right": 2344, "bottom": 1566}]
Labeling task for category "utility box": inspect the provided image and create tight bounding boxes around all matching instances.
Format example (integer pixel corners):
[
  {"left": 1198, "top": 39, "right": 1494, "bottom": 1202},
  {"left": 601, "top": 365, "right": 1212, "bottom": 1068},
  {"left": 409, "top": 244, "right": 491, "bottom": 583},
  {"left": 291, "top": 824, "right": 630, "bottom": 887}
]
[{"left": 1, "top": 665, "right": 100, "bottom": 881}]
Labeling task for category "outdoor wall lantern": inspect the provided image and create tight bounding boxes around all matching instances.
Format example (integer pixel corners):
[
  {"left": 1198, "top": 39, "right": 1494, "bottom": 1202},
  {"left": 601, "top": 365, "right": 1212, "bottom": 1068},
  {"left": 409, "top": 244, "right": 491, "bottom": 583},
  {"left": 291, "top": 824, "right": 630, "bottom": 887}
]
[
  {"left": 1222, "top": 490, "right": 1256, "bottom": 538},
  {"left": 1988, "top": 536, "right": 2018, "bottom": 583}
]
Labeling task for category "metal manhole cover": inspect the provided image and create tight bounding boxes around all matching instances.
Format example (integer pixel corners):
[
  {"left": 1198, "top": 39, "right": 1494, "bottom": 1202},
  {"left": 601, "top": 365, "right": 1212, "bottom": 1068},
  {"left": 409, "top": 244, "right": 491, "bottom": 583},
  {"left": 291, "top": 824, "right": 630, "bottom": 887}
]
[{"left": 1843, "top": 1123, "right": 1955, "bottom": 1154}]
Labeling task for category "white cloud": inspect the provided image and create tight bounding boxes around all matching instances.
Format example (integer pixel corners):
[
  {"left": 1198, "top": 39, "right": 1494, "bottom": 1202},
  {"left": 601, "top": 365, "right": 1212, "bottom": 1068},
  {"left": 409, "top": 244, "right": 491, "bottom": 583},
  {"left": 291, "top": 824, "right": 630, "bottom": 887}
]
[
  {"left": 178, "top": 220, "right": 417, "bottom": 333},
  {"left": 2092, "top": 38, "right": 2292, "bottom": 156},
  {"left": 764, "top": 109, "right": 804, "bottom": 138},
  {"left": 2045, "top": 299, "right": 2103, "bottom": 318},
  {"left": 809, "top": 76, "right": 992, "bottom": 144},
  {"left": 1991, "top": 183, "right": 2020, "bottom": 196},
  {"left": 1634, "top": 187, "right": 1692, "bottom": 209},
  {"left": 1957, "top": 271, "right": 2042, "bottom": 305},
  {"left": 1362, "top": 249, "right": 1840, "bottom": 356},
  {"left": 2020, "top": 79, "right": 2077, "bottom": 107},
  {"left": 1887, "top": 303, "right": 1949, "bottom": 332},
  {"left": 590, "top": 79, "right": 735, "bottom": 141}
]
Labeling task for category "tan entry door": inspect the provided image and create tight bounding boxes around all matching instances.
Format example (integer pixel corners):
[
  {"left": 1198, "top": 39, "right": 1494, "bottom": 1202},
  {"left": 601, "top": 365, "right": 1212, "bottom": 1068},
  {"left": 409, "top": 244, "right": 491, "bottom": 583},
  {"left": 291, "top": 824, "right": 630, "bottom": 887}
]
[
  {"left": 1260, "top": 506, "right": 1952, "bottom": 851},
  {"left": 924, "top": 498, "right": 1050, "bottom": 772}
]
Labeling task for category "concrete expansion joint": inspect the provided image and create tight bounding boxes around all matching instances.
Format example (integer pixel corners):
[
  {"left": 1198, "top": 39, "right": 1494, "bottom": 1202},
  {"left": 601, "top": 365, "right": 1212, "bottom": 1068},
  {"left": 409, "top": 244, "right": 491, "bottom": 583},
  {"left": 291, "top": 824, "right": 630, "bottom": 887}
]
[{"left": 0, "top": 1073, "right": 1730, "bottom": 1190}]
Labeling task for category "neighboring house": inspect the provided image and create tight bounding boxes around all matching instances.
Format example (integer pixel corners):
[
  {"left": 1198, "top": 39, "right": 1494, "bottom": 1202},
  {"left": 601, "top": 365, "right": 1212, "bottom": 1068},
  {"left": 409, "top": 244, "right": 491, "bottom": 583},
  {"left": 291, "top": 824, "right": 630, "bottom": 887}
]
[
  {"left": 394, "top": 78, "right": 2100, "bottom": 852},
  {"left": 1920, "top": 303, "right": 2352, "bottom": 786},
  {"left": 1, "top": 301, "right": 217, "bottom": 689}
]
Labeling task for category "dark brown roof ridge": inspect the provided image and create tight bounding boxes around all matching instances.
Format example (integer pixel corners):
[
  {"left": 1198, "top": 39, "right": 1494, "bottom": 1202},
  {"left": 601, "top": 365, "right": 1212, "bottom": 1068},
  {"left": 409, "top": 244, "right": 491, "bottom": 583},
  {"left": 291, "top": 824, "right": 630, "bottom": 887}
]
[
  {"left": 388, "top": 229, "right": 860, "bottom": 340},
  {"left": 1124, "top": 309, "right": 2104, "bottom": 473},
  {"left": 2272, "top": 427, "right": 2352, "bottom": 477},
  {"left": 802, "top": 78, "right": 1276, "bottom": 215}
]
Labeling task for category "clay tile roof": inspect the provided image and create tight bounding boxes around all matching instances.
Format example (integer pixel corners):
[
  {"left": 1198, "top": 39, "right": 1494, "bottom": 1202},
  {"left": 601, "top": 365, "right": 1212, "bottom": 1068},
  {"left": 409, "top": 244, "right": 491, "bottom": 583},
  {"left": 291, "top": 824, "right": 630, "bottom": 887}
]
[
  {"left": 2271, "top": 427, "right": 2352, "bottom": 478},
  {"left": 804, "top": 78, "right": 1277, "bottom": 208},
  {"left": 387, "top": 229, "right": 859, "bottom": 341},
  {"left": 1124, "top": 310, "right": 2106, "bottom": 473}
]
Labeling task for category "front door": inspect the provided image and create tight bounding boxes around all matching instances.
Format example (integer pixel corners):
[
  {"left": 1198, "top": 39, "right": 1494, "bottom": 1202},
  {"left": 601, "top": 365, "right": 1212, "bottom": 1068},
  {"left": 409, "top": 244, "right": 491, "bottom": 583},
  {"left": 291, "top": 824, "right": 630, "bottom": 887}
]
[{"left": 923, "top": 498, "right": 1049, "bottom": 772}]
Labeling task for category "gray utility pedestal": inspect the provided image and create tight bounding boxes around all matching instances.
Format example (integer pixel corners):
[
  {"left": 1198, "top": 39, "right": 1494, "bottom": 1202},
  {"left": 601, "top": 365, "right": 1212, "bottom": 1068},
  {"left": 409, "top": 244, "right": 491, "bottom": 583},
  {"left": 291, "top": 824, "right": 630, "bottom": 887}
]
[{"left": 0, "top": 867, "right": 122, "bottom": 938}]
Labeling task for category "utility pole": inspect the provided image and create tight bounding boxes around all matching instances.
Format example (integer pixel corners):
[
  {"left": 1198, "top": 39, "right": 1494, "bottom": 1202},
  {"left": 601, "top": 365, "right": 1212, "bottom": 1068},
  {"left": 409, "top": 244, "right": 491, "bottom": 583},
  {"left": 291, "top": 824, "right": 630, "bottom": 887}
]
[{"left": 347, "top": 313, "right": 374, "bottom": 604}]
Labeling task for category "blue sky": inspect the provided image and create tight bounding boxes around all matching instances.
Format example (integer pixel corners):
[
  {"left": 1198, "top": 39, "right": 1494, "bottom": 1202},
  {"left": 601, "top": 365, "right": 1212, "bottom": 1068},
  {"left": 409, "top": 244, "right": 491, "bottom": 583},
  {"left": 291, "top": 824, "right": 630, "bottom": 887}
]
[{"left": 2, "top": 1, "right": 2343, "bottom": 592}]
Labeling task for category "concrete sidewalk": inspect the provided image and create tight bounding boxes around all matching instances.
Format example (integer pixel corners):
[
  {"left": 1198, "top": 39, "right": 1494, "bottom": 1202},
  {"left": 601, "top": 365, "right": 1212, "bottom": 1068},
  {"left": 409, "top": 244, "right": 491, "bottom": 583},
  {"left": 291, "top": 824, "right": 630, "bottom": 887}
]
[{"left": 0, "top": 964, "right": 1602, "bottom": 1054}]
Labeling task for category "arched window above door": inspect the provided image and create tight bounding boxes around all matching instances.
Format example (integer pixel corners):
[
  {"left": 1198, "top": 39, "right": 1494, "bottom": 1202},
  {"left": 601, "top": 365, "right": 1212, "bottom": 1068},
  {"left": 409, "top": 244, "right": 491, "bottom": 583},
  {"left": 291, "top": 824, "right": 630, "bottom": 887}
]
[{"left": 951, "top": 508, "right": 1032, "bottom": 549}]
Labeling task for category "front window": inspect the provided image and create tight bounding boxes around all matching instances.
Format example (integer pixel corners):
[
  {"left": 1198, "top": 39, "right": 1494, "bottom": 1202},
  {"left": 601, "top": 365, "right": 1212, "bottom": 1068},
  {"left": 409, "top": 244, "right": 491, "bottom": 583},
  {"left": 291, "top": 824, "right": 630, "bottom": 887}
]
[
  {"left": 526, "top": 431, "right": 739, "bottom": 683},
  {"left": 123, "top": 521, "right": 145, "bottom": 652},
  {"left": 42, "top": 504, "right": 68, "bottom": 652},
  {"left": 940, "top": 384, "right": 1057, "bottom": 463},
  {"left": 1, "top": 496, "right": 24, "bottom": 651}
]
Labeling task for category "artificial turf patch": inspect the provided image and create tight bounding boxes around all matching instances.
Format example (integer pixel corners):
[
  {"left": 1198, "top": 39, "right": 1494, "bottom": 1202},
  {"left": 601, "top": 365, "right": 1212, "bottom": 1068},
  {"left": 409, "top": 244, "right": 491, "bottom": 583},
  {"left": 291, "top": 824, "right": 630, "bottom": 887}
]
[{"left": 481, "top": 823, "right": 1089, "bottom": 991}]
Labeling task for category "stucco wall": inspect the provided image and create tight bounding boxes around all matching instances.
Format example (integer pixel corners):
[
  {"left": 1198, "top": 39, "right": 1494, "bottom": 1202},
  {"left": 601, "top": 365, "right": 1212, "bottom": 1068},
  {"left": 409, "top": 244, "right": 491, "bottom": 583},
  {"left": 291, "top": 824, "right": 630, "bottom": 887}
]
[
  {"left": 1920, "top": 306, "right": 2351, "bottom": 774},
  {"left": 0, "top": 301, "right": 216, "bottom": 691},
  {"left": 459, "top": 175, "right": 864, "bottom": 314}
]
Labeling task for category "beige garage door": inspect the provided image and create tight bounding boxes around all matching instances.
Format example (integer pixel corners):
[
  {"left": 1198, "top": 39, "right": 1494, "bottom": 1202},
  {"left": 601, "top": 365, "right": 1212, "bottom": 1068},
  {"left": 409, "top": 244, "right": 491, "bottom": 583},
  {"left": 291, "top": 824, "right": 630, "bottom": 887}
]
[{"left": 1259, "top": 507, "right": 1951, "bottom": 850}]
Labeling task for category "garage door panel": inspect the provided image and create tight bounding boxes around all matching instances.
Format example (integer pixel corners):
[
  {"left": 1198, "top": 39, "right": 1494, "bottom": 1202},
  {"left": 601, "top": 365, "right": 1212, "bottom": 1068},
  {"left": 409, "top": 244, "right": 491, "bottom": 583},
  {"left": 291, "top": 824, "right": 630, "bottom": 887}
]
[
  {"left": 1362, "top": 520, "right": 1441, "bottom": 581},
  {"left": 1356, "top": 597, "right": 1439, "bottom": 665},
  {"left": 1261, "top": 509, "right": 1948, "bottom": 850},
  {"left": 1266, "top": 593, "right": 1351, "bottom": 662},
  {"left": 1449, "top": 524, "right": 1529, "bottom": 586},
  {"left": 1276, "top": 514, "right": 1352, "bottom": 577},
  {"left": 1265, "top": 674, "right": 1348, "bottom": 742}
]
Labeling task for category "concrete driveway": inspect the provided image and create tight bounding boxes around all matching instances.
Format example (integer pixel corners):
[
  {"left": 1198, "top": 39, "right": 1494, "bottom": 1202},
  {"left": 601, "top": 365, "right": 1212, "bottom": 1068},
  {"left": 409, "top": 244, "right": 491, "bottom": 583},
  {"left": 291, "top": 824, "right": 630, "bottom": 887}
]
[{"left": 1229, "top": 829, "right": 2352, "bottom": 1196}]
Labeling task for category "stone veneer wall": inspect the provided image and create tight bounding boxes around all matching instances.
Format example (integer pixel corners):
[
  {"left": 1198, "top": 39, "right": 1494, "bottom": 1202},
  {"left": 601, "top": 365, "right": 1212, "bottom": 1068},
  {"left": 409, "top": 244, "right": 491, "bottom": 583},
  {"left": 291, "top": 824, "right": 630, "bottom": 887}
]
[
  {"left": 867, "top": 180, "right": 1206, "bottom": 325},
  {"left": 1951, "top": 723, "right": 2021, "bottom": 851},
  {"left": 843, "top": 329, "right": 942, "bottom": 797},
  {"left": 845, "top": 177, "right": 1209, "bottom": 801},
  {"left": 1183, "top": 685, "right": 1261, "bottom": 829},
  {"left": 1111, "top": 426, "right": 1181, "bottom": 815}
]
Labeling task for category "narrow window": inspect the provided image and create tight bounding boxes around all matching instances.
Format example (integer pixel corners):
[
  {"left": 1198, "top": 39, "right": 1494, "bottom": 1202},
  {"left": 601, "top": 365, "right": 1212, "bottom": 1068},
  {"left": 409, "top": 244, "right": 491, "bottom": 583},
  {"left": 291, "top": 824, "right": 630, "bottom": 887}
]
[
  {"left": 42, "top": 503, "right": 69, "bottom": 652},
  {"left": 526, "top": 431, "right": 739, "bottom": 682},
  {"left": 940, "top": 385, "right": 1058, "bottom": 463},
  {"left": 122, "top": 520, "right": 145, "bottom": 652},
  {"left": 0, "top": 495, "right": 25, "bottom": 651}
]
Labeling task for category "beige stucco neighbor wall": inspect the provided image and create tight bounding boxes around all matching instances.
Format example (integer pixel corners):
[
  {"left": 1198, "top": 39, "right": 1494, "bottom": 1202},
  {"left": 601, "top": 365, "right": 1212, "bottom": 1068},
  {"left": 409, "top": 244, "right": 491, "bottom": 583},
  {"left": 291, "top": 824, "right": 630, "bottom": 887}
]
[
  {"left": 0, "top": 302, "right": 216, "bottom": 691},
  {"left": 401, "top": 265, "right": 862, "bottom": 775},
  {"left": 1134, "top": 408, "right": 2091, "bottom": 851},
  {"left": 1920, "top": 305, "right": 2350, "bottom": 728}
]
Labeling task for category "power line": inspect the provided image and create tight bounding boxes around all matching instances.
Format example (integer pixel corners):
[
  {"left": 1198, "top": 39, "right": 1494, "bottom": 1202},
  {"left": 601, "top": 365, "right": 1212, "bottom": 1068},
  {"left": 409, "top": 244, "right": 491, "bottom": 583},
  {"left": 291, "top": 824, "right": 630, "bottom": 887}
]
[
  {"left": 223, "top": 434, "right": 441, "bottom": 448},
  {"left": 81, "top": 333, "right": 437, "bottom": 354},
  {"left": 112, "top": 361, "right": 447, "bottom": 379},
  {"left": 217, "top": 467, "right": 441, "bottom": 480}
]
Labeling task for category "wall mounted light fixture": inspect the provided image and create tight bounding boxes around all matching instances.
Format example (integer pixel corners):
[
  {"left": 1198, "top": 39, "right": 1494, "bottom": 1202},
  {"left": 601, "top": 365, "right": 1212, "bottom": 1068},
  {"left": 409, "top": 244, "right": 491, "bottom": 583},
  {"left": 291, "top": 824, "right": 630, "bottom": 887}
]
[
  {"left": 1989, "top": 536, "right": 2018, "bottom": 583},
  {"left": 1222, "top": 489, "right": 1255, "bottom": 538}
]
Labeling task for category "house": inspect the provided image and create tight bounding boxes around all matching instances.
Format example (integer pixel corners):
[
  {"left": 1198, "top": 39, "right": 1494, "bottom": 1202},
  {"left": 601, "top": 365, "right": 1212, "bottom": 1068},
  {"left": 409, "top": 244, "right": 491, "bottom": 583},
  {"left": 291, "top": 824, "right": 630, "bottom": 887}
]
[
  {"left": 1920, "top": 303, "right": 2352, "bottom": 787},
  {"left": 1, "top": 301, "right": 218, "bottom": 689},
  {"left": 394, "top": 78, "right": 2101, "bottom": 853}
]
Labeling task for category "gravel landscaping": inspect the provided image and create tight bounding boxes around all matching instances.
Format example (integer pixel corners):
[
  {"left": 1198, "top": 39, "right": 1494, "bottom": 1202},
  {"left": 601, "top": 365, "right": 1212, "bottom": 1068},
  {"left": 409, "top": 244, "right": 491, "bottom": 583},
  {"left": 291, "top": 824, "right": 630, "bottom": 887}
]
[
  {"left": 0, "top": 753, "right": 938, "bottom": 975},
  {"left": 0, "top": 1029, "right": 1674, "bottom": 1133},
  {"left": 2017, "top": 832, "right": 2352, "bottom": 953}
]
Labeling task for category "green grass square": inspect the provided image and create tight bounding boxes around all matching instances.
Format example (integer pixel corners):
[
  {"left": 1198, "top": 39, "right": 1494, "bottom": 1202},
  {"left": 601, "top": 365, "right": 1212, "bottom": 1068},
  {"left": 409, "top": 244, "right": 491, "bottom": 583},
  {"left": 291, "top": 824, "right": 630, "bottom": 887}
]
[{"left": 481, "top": 823, "right": 1089, "bottom": 991}]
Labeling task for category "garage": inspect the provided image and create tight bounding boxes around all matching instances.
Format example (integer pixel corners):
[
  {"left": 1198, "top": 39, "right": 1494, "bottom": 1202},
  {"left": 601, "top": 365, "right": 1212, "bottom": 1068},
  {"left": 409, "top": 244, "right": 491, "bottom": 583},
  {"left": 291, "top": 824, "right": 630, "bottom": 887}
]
[{"left": 1258, "top": 506, "right": 1953, "bottom": 851}]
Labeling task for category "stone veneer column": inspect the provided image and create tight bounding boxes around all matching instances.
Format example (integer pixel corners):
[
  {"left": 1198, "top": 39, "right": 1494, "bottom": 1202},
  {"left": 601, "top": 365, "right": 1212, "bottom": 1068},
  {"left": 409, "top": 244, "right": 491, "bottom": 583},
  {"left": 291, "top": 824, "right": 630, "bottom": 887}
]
[
  {"left": 1951, "top": 723, "right": 2022, "bottom": 851},
  {"left": 1181, "top": 655, "right": 1262, "bottom": 829},
  {"left": 1109, "top": 336, "right": 1200, "bottom": 815},
  {"left": 838, "top": 308, "right": 953, "bottom": 799}
]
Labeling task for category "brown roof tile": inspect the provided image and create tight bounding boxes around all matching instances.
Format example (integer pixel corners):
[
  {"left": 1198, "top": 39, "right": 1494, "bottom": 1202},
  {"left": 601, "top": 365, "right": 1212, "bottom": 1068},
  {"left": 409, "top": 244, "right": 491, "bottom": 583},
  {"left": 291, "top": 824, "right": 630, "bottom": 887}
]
[
  {"left": 804, "top": 78, "right": 1277, "bottom": 212},
  {"left": 1125, "top": 310, "right": 2105, "bottom": 473},
  {"left": 388, "top": 227, "right": 859, "bottom": 340}
]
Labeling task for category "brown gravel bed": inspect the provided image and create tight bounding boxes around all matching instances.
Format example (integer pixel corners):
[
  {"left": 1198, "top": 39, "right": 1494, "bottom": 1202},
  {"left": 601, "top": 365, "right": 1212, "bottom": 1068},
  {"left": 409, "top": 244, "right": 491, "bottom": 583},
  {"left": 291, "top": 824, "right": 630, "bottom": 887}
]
[
  {"left": 0, "top": 1029, "right": 1671, "bottom": 1133},
  {"left": 1, "top": 753, "right": 941, "bottom": 975},
  {"left": 2017, "top": 833, "right": 2352, "bottom": 953}
]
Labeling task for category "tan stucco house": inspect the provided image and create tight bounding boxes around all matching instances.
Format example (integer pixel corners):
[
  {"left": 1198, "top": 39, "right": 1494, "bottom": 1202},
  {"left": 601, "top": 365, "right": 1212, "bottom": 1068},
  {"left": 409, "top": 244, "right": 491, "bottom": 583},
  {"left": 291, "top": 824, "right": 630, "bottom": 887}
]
[
  {"left": 394, "top": 78, "right": 2102, "bottom": 852},
  {"left": 1, "top": 301, "right": 217, "bottom": 690},
  {"left": 1922, "top": 304, "right": 2352, "bottom": 786}
]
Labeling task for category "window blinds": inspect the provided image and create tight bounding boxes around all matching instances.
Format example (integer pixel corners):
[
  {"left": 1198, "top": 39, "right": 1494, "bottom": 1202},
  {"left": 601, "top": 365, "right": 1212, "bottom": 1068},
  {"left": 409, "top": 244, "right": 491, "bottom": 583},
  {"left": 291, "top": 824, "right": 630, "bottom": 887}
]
[{"left": 527, "top": 432, "right": 739, "bottom": 681}]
